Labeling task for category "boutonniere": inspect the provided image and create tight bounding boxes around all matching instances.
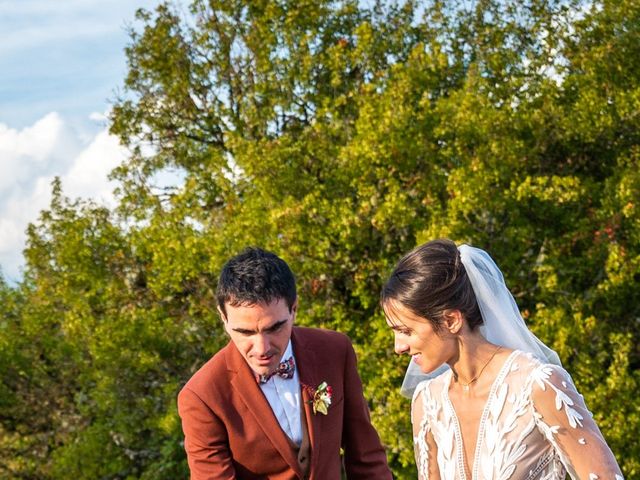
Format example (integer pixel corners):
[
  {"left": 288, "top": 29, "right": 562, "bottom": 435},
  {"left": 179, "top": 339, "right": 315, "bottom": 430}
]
[{"left": 304, "top": 381, "right": 333, "bottom": 415}]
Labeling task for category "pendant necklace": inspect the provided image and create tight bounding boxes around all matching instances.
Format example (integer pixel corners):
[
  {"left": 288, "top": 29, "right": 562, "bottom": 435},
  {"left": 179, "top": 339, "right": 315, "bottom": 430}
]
[{"left": 454, "top": 345, "right": 502, "bottom": 392}]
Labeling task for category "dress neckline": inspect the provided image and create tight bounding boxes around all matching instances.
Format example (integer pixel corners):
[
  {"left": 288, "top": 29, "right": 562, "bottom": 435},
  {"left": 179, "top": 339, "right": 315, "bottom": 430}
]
[{"left": 442, "top": 349, "right": 520, "bottom": 480}]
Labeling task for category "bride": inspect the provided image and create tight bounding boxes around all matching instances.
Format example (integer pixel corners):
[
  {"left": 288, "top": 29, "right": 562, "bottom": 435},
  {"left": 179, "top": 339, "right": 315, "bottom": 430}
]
[{"left": 381, "top": 239, "right": 624, "bottom": 480}]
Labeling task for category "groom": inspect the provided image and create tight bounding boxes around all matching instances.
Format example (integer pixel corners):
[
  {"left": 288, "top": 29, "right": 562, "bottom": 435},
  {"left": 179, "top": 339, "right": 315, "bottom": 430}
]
[{"left": 178, "top": 247, "right": 392, "bottom": 479}]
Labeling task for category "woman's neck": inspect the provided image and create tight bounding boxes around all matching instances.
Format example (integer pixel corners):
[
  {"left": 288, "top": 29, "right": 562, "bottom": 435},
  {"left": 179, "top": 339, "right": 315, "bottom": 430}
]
[{"left": 448, "top": 333, "right": 502, "bottom": 388}]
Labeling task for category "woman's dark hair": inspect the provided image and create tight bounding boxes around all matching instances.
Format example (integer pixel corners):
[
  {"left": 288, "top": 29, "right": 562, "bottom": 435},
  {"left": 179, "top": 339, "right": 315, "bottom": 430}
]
[
  {"left": 381, "top": 239, "right": 483, "bottom": 332},
  {"left": 216, "top": 247, "right": 297, "bottom": 317}
]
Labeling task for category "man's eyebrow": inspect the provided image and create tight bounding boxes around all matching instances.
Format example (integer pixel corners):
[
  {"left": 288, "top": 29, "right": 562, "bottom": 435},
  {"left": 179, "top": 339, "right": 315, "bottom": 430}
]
[
  {"left": 231, "top": 327, "right": 257, "bottom": 334},
  {"left": 231, "top": 319, "right": 288, "bottom": 334},
  {"left": 264, "top": 319, "right": 288, "bottom": 332}
]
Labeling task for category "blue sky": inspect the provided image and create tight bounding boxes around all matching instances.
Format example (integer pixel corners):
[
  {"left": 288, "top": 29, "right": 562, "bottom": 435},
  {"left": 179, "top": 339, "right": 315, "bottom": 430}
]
[
  {"left": 1, "top": 0, "right": 163, "bottom": 129},
  {"left": 0, "top": 0, "right": 165, "bottom": 282}
]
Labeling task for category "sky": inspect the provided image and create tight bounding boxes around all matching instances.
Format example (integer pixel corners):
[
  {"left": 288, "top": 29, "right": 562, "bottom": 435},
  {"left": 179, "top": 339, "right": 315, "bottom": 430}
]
[{"left": 0, "top": 0, "right": 165, "bottom": 283}]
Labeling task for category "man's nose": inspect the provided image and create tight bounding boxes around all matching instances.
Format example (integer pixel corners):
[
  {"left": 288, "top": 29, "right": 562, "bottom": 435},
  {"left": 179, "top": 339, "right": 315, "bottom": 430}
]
[{"left": 253, "top": 334, "right": 271, "bottom": 355}]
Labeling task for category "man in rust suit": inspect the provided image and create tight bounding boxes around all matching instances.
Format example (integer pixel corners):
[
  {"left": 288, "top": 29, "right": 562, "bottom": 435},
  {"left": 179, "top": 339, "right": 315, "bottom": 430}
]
[{"left": 178, "top": 247, "right": 392, "bottom": 479}]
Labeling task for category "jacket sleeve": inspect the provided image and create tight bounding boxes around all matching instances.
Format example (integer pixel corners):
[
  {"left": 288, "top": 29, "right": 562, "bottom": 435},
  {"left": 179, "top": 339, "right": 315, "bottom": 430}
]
[
  {"left": 340, "top": 338, "right": 393, "bottom": 479},
  {"left": 178, "top": 386, "right": 237, "bottom": 480}
]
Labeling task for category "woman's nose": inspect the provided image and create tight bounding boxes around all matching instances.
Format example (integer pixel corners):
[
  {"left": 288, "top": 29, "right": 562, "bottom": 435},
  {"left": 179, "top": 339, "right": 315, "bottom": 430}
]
[{"left": 394, "top": 336, "right": 409, "bottom": 355}]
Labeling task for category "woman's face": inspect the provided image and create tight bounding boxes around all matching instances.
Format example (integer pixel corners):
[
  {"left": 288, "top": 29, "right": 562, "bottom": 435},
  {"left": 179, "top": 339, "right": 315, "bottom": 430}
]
[{"left": 384, "top": 300, "right": 455, "bottom": 374}]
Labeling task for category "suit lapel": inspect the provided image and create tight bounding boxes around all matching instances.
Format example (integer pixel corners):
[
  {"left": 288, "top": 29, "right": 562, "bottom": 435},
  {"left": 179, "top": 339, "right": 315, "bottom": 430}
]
[
  {"left": 226, "top": 342, "right": 303, "bottom": 477},
  {"left": 291, "top": 328, "right": 322, "bottom": 470}
]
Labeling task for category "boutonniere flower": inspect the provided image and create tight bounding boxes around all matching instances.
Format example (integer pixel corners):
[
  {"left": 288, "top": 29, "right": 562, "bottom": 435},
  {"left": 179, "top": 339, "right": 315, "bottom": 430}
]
[{"left": 305, "top": 381, "right": 333, "bottom": 415}]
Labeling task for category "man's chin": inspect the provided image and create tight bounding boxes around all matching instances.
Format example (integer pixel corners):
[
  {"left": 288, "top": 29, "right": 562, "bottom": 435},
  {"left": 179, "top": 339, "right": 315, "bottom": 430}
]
[{"left": 251, "top": 362, "right": 277, "bottom": 376}]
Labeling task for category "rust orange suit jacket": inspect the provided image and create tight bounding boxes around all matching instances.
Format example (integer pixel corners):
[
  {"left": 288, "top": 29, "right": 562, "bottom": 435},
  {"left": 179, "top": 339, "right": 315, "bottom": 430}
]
[{"left": 177, "top": 326, "right": 392, "bottom": 480}]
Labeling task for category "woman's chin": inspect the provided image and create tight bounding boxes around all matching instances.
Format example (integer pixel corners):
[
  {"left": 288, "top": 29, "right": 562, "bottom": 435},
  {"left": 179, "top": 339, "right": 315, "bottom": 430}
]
[
  {"left": 412, "top": 354, "right": 429, "bottom": 371},
  {"left": 413, "top": 354, "right": 443, "bottom": 374}
]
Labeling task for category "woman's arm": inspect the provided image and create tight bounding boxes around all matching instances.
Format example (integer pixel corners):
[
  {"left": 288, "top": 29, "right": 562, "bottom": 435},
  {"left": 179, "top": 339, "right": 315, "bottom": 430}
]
[
  {"left": 530, "top": 364, "right": 624, "bottom": 479},
  {"left": 412, "top": 385, "right": 441, "bottom": 480}
]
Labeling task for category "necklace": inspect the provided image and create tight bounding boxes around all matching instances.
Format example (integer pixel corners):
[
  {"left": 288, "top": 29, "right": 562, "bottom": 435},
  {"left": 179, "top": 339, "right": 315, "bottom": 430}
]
[{"left": 453, "top": 345, "right": 502, "bottom": 392}]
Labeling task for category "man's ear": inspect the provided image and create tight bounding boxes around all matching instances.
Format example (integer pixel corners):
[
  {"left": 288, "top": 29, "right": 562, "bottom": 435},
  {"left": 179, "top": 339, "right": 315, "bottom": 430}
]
[
  {"left": 443, "top": 310, "right": 464, "bottom": 334},
  {"left": 217, "top": 305, "right": 227, "bottom": 323},
  {"left": 218, "top": 306, "right": 231, "bottom": 337},
  {"left": 290, "top": 299, "right": 298, "bottom": 316}
]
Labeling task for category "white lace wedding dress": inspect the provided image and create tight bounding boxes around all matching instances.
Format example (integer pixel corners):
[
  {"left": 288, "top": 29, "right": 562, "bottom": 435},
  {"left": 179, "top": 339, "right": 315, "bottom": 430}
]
[{"left": 412, "top": 350, "right": 624, "bottom": 480}]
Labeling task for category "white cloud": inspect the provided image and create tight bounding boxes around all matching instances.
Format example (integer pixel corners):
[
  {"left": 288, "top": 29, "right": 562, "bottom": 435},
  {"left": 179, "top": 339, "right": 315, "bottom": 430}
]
[
  {"left": 0, "top": 113, "right": 126, "bottom": 283},
  {"left": 0, "top": 113, "right": 80, "bottom": 189},
  {"left": 89, "top": 111, "right": 108, "bottom": 123},
  {"left": 61, "top": 128, "right": 124, "bottom": 204}
]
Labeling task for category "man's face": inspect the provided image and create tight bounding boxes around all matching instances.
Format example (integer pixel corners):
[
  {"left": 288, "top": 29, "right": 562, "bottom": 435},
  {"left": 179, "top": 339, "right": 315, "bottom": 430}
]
[{"left": 220, "top": 298, "right": 296, "bottom": 376}]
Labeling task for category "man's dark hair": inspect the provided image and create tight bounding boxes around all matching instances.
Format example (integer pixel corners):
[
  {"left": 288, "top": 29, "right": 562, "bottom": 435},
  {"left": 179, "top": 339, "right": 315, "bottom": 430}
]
[{"left": 216, "top": 247, "right": 297, "bottom": 318}]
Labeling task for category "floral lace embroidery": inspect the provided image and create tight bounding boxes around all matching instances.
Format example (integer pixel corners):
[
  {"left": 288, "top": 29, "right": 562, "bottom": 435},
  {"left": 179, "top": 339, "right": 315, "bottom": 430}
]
[
  {"left": 412, "top": 351, "right": 623, "bottom": 480},
  {"left": 413, "top": 382, "right": 432, "bottom": 479}
]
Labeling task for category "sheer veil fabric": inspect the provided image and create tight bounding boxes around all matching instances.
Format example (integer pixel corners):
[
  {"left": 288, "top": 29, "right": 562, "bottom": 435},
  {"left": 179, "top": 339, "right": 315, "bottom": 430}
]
[{"left": 400, "top": 244, "right": 561, "bottom": 398}]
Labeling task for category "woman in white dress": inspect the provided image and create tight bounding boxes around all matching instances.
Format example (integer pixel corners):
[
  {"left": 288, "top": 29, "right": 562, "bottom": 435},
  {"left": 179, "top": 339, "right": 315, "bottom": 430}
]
[{"left": 381, "top": 239, "right": 624, "bottom": 480}]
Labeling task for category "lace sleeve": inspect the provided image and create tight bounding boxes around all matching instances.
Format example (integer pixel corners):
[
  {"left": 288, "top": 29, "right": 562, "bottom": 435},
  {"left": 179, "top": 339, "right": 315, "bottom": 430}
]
[
  {"left": 411, "top": 382, "right": 440, "bottom": 480},
  {"left": 530, "top": 364, "right": 624, "bottom": 480}
]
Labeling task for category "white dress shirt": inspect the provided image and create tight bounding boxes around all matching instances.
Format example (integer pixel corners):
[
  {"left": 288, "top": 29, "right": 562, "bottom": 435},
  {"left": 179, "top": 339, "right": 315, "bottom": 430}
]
[{"left": 259, "top": 340, "right": 302, "bottom": 446}]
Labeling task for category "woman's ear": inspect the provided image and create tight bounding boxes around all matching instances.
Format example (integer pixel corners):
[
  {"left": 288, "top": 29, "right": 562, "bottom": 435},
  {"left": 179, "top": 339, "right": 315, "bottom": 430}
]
[{"left": 443, "top": 310, "right": 464, "bottom": 334}]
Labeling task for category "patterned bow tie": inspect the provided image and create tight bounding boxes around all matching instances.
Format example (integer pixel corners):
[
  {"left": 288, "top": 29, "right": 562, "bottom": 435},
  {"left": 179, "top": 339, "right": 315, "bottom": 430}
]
[{"left": 258, "top": 357, "right": 295, "bottom": 384}]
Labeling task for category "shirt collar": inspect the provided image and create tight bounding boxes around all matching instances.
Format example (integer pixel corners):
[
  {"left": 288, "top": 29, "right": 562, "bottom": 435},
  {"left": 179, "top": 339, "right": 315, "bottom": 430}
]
[{"left": 279, "top": 339, "right": 294, "bottom": 363}]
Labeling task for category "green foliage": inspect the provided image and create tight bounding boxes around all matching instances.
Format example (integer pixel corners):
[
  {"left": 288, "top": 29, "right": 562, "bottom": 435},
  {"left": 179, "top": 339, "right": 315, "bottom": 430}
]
[{"left": 2, "top": 0, "right": 639, "bottom": 478}]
